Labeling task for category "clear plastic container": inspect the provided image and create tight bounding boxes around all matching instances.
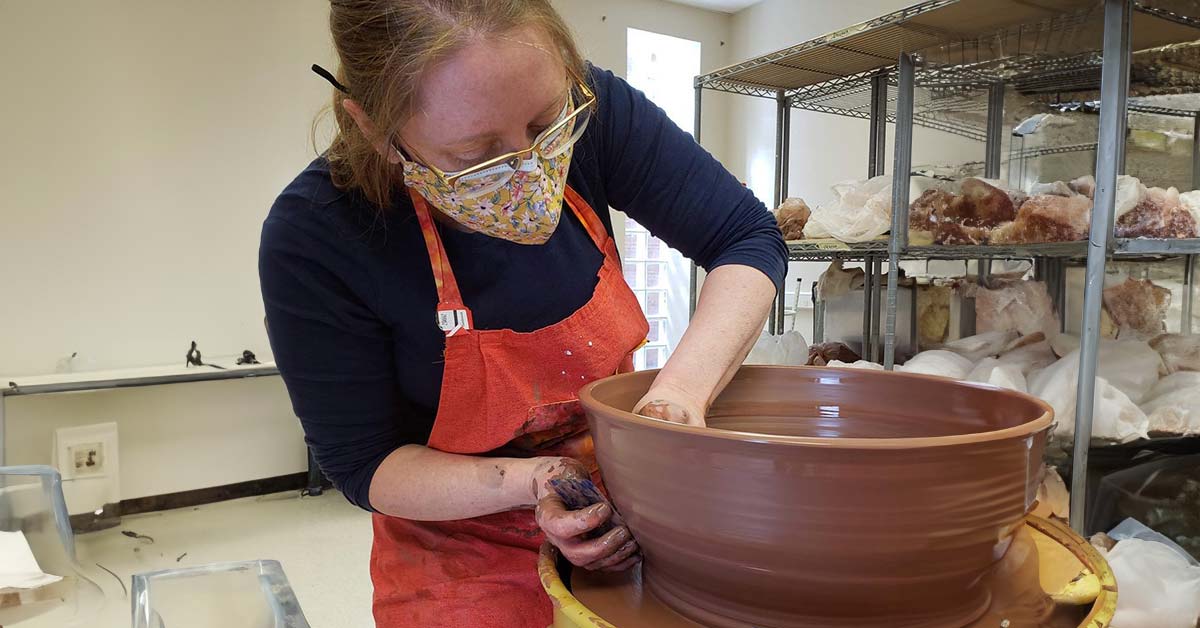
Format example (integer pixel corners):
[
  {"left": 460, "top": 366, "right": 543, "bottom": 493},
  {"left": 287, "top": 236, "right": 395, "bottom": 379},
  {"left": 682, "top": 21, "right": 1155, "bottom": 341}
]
[
  {"left": 0, "top": 465, "right": 104, "bottom": 626},
  {"left": 132, "top": 559, "right": 311, "bottom": 628},
  {"left": 1088, "top": 454, "right": 1200, "bottom": 560}
]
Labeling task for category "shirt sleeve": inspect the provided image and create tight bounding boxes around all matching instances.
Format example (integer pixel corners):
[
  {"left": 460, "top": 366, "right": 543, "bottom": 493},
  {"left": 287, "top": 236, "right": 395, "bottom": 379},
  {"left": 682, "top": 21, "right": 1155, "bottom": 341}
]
[
  {"left": 258, "top": 214, "right": 402, "bottom": 512},
  {"left": 592, "top": 66, "right": 787, "bottom": 292}
]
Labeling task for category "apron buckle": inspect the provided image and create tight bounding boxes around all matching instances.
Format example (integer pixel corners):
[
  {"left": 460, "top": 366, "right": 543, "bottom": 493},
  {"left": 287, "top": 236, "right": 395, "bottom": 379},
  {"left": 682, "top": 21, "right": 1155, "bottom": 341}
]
[{"left": 437, "top": 308, "right": 472, "bottom": 337}]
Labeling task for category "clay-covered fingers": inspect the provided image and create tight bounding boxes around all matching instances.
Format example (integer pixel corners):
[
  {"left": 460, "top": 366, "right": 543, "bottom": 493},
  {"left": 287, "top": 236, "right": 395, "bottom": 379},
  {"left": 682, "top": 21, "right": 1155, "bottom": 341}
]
[
  {"left": 535, "top": 495, "right": 611, "bottom": 539},
  {"left": 536, "top": 496, "right": 637, "bottom": 567},
  {"left": 557, "top": 523, "right": 636, "bottom": 569},
  {"left": 584, "top": 537, "right": 640, "bottom": 572},
  {"left": 636, "top": 400, "right": 695, "bottom": 425}
]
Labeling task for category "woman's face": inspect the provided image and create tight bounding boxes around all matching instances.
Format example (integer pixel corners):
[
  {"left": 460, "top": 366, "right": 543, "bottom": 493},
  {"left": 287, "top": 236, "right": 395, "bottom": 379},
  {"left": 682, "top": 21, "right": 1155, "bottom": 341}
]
[{"left": 399, "top": 25, "right": 570, "bottom": 173}]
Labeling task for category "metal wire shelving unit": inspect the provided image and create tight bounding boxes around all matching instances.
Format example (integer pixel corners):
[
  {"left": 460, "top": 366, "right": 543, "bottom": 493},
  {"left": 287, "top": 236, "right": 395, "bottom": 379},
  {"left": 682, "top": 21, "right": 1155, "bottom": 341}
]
[{"left": 693, "top": 0, "right": 1200, "bottom": 535}]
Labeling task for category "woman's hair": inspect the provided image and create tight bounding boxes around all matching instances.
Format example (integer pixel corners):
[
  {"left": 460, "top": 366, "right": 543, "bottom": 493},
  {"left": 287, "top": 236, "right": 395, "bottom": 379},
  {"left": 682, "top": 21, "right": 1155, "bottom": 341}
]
[{"left": 322, "top": 0, "right": 586, "bottom": 210}]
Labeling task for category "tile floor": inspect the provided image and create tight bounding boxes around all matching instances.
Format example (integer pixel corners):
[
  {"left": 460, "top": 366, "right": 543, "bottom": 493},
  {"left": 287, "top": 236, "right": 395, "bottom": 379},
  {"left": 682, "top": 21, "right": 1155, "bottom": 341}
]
[{"left": 23, "top": 489, "right": 375, "bottom": 628}]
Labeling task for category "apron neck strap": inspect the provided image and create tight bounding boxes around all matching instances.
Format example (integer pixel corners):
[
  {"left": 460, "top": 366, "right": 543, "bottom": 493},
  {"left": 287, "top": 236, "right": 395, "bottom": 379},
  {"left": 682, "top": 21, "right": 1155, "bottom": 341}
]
[{"left": 408, "top": 185, "right": 611, "bottom": 309}]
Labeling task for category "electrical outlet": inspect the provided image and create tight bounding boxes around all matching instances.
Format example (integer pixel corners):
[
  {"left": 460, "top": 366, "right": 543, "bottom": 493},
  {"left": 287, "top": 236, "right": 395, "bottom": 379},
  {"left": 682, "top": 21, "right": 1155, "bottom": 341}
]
[
  {"left": 69, "top": 441, "right": 106, "bottom": 477},
  {"left": 53, "top": 423, "right": 120, "bottom": 515}
]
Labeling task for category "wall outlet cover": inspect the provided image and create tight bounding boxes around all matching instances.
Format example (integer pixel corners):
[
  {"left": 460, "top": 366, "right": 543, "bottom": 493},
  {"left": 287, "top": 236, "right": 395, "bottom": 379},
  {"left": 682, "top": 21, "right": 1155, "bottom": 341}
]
[{"left": 52, "top": 422, "right": 120, "bottom": 515}]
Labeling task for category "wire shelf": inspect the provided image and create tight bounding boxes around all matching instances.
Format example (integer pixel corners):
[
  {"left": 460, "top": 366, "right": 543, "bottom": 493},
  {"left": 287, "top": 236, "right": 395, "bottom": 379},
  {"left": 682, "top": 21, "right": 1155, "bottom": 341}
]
[
  {"left": 787, "top": 239, "right": 890, "bottom": 261},
  {"left": 789, "top": 237, "right": 1200, "bottom": 261}
]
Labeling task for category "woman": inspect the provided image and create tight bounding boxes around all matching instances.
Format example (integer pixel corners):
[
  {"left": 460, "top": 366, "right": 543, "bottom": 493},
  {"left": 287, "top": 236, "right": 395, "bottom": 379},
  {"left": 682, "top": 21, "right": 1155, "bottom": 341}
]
[{"left": 259, "top": 1, "right": 786, "bottom": 626}]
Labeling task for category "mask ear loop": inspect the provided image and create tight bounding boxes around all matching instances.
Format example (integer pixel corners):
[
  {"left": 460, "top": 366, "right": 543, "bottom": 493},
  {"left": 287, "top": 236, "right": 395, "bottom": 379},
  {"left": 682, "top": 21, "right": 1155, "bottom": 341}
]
[{"left": 311, "top": 64, "right": 351, "bottom": 95}]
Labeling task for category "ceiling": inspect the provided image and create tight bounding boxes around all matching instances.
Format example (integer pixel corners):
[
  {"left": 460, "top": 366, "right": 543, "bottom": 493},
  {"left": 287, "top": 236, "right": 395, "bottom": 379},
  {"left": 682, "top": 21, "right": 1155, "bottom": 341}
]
[{"left": 664, "top": 0, "right": 763, "bottom": 14}]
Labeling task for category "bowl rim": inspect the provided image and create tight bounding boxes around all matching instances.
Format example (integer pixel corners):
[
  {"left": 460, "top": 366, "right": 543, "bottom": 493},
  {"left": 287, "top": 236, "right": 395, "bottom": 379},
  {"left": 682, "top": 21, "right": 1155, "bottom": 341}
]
[{"left": 579, "top": 365, "right": 1055, "bottom": 450}]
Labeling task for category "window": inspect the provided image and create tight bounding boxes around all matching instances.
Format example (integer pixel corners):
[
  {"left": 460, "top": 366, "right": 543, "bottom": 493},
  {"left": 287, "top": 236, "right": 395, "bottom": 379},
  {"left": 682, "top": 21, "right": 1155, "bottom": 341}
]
[{"left": 625, "top": 28, "right": 701, "bottom": 371}]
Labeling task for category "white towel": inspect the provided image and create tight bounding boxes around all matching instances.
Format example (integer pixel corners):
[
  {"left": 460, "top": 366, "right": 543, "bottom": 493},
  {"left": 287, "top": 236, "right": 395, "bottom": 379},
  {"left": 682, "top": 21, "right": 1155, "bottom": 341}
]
[{"left": 0, "top": 530, "right": 63, "bottom": 590}]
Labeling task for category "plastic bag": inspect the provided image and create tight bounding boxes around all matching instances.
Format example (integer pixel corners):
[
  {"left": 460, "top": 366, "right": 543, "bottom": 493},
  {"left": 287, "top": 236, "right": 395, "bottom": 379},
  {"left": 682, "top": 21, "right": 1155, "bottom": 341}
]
[
  {"left": 1108, "top": 518, "right": 1198, "bottom": 567},
  {"left": 943, "top": 331, "right": 1017, "bottom": 362},
  {"left": 1028, "top": 349, "right": 1150, "bottom": 443},
  {"left": 897, "top": 350, "right": 974, "bottom": 379},
  {"left": 965, "top": 358, "right": 1028, "bottom": 392},
  {"left": 1140, "top": 372, "right": 1200, "bottom": 435},
  {"left": 815, "top": 260, "right": 865, "bottom": 301},
  {"left": 1089, "top": 455, "right": 1200, "bottom": 557},
  {"left": 1150, "top": 333, "right": 1200, "bottom": 373},
  {"left": 826, "top": 360, "right": 885, "bottom": 370},
  {"left": 745, "top": 331, "right": 809, "bottom": 366},
  {"left": 804, "top": 175, "right": 892, "bottom": 243},
  {"left": 1098, "top": 340, "right": 1166, "bottom": 404},
  {"left": 1034, "top": 338, "right": 1162, "bottom": 403},
  {"left": 976, "top": 280, "right": 1058, "bottom": 337},
  {"left": 995, "top": 337, "right": 1058, "bottom": 375},
  {"left": 1050, "top": 333, "right": 1080, "bottom": 358},
  {"left": 1107, "top": 538, "right": 1200, "bottom": 628}
]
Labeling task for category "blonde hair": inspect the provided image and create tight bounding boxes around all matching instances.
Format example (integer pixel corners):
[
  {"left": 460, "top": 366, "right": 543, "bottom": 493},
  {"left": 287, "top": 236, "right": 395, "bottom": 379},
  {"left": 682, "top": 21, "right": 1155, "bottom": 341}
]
[{"left": 322, "top": 0, "right": 587, "bottom": 210}]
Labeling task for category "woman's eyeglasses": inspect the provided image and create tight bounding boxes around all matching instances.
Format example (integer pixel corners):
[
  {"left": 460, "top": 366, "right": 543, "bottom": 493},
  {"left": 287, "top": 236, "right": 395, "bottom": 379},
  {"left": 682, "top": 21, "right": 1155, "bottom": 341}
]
[{"left": 312, "top": 64, "right": 595, "bottom": 199}]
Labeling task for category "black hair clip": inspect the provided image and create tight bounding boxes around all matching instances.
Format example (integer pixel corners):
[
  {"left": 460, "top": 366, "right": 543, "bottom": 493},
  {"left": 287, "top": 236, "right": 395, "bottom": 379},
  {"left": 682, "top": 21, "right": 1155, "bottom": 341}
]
[{"left": 312, "top": 63, "right": 351, "bottom": 95}]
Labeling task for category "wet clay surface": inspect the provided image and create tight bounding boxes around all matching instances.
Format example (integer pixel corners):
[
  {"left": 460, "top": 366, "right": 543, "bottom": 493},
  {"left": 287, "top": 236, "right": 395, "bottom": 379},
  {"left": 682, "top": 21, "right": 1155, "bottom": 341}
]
[
  {"left": 579, "top": 366, "right": 1054, "bottom": 628},
  {"left": 570, "top": 526, "right": 1089, "bottom": 628}
]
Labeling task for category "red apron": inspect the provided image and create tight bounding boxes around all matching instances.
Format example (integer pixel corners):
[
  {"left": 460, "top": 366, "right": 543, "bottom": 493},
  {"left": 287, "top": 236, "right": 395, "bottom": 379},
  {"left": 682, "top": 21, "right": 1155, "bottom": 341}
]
[{"left": 369, "top": 186, "right": 650, "bottom": 627}]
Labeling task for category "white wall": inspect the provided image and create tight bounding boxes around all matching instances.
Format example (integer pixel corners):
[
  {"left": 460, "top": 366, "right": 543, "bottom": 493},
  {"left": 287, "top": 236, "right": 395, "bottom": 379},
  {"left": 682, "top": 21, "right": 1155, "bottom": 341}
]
[
  {"left": 0, "top": 0, "right": 735, "bottom": 506},
  {"left": 0, "top": 0, "right": 334, "bottom": 505},
  {"left": 727, "top": 0, "right": 988, "bottom": 330},
  {"left": 554, "top": 0, "right": 735, "bottom": 248}
]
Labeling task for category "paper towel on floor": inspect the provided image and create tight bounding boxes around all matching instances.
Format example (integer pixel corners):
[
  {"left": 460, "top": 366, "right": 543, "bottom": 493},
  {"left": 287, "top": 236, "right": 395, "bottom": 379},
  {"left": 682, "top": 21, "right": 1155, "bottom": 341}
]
[
  {"left": 0, "top": 530, "right": 63, "bottom": 589},
  {"left": 1107, "top": 537, "right": 1200, "bottom": 628}
]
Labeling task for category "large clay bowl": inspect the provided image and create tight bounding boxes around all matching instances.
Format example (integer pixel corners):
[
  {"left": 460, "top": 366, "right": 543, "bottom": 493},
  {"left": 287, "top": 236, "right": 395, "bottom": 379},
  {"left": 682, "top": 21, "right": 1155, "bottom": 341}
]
[{"left": 579, "top": 366, "right": 1053, "bottom": 628}]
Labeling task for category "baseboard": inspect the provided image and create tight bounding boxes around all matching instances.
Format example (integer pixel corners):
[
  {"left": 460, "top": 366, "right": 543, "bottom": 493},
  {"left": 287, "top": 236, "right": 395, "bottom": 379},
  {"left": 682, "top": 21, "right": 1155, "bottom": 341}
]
[{"left": 70, "top": 471, "right": 332, "bottom": 533}]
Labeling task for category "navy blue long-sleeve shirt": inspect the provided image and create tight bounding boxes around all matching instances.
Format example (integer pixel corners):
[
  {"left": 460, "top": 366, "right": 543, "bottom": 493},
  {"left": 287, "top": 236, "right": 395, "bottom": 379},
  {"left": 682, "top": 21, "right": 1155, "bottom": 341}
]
[{"left": 259, "top": 65, "right": 786, "bottom": 511}]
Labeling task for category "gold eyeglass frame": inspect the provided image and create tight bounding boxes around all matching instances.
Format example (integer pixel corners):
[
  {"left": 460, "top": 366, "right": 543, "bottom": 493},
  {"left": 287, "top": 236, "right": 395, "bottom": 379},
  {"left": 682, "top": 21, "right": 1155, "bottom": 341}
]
[{"left": 397, "top": 67, "right": 596, "bottom": 188}]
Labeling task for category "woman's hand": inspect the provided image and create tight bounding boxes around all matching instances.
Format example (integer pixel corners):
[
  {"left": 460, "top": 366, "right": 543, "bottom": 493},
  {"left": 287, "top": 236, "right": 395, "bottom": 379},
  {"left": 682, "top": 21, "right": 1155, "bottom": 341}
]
[
  {"left": 633, "top": 380, "right": 708, "bottom": 427},
  {"left": 529, "top": 457, "right": 640, "bottom": 572}
]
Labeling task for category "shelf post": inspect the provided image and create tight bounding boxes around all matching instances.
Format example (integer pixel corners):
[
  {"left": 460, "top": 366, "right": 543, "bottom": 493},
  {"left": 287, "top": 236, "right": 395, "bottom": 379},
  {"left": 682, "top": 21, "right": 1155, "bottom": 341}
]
[
  {"left": 872, "top": 257, "right": 883, "bottom": 362},
  {"left": 869, "top": 72, "right": 888, "bottom": 178},
  {"left": 1193, "top": 113, "right": 1200, "bottom": 189},
  {"left": 1184, "top": 255, "right": 1195, "bottom": 334},
  {"left": 863, "top": 255, "right": 875, "bottom": 360},
  {"left": 1070, "top": 0, "right": 1132, "bottom": 535},
  {"left": 886, "top": 54, "right": 916, "bottom": 370},
  {"left": 985, "top": 82, "right": 1005, "bottom": 179},
  {"left": 769, "top": 89, "right": 787, "bottom": 334}
]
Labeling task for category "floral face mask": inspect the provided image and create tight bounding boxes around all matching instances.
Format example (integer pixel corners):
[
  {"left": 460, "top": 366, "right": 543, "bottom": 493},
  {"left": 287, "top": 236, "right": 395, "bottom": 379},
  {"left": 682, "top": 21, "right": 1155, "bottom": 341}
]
[{"left": 401, "top": 142, "right": 575, "bottom": 245}]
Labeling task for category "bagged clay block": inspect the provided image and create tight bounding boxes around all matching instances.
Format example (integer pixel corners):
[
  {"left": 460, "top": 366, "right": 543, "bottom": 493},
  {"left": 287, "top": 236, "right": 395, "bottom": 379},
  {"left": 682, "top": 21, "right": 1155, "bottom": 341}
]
[
  {"left": 1150, "top": 333, "right": 1200, "bottom": 373},
  {"left": 1115, "top": 186, "right": 1198, "bottom": 240},
  {"left": 807, "top": 342, "right": 861, "bottom": 366},
  {"left": 1104, "top": 277, "right": 1171, "bottom": 339},
  {"left": 976, "top": 280, "right": 1058, "bottom": 338},
  {"left": 774, "top": 197, "right": 811, "bottom": 241},
  {"left": 990, "top": 194, "right": 1092, "bottom": 244}
]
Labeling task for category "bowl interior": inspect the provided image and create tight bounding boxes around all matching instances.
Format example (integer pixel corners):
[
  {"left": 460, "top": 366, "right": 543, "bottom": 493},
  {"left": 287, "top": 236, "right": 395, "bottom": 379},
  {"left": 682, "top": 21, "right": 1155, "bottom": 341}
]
[{"left": 586, "top": 366, "right": 1051, "bottom": 440}]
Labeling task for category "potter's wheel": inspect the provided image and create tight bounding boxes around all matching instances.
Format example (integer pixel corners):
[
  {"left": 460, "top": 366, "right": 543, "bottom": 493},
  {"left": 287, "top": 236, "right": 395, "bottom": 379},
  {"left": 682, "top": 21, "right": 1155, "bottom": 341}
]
[{"left": 538, "top": 517, "right": 1116, "bottom": 628}]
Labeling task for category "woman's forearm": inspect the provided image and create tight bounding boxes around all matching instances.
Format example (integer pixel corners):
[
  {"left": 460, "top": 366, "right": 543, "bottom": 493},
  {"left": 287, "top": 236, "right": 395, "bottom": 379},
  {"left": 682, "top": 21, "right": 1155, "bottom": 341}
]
[
  {"left": 368, "top": 444, "right": 545, "bottom": 520},
  {"left": 652, "top": 264, "right": 774, "bottom": 411}
]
